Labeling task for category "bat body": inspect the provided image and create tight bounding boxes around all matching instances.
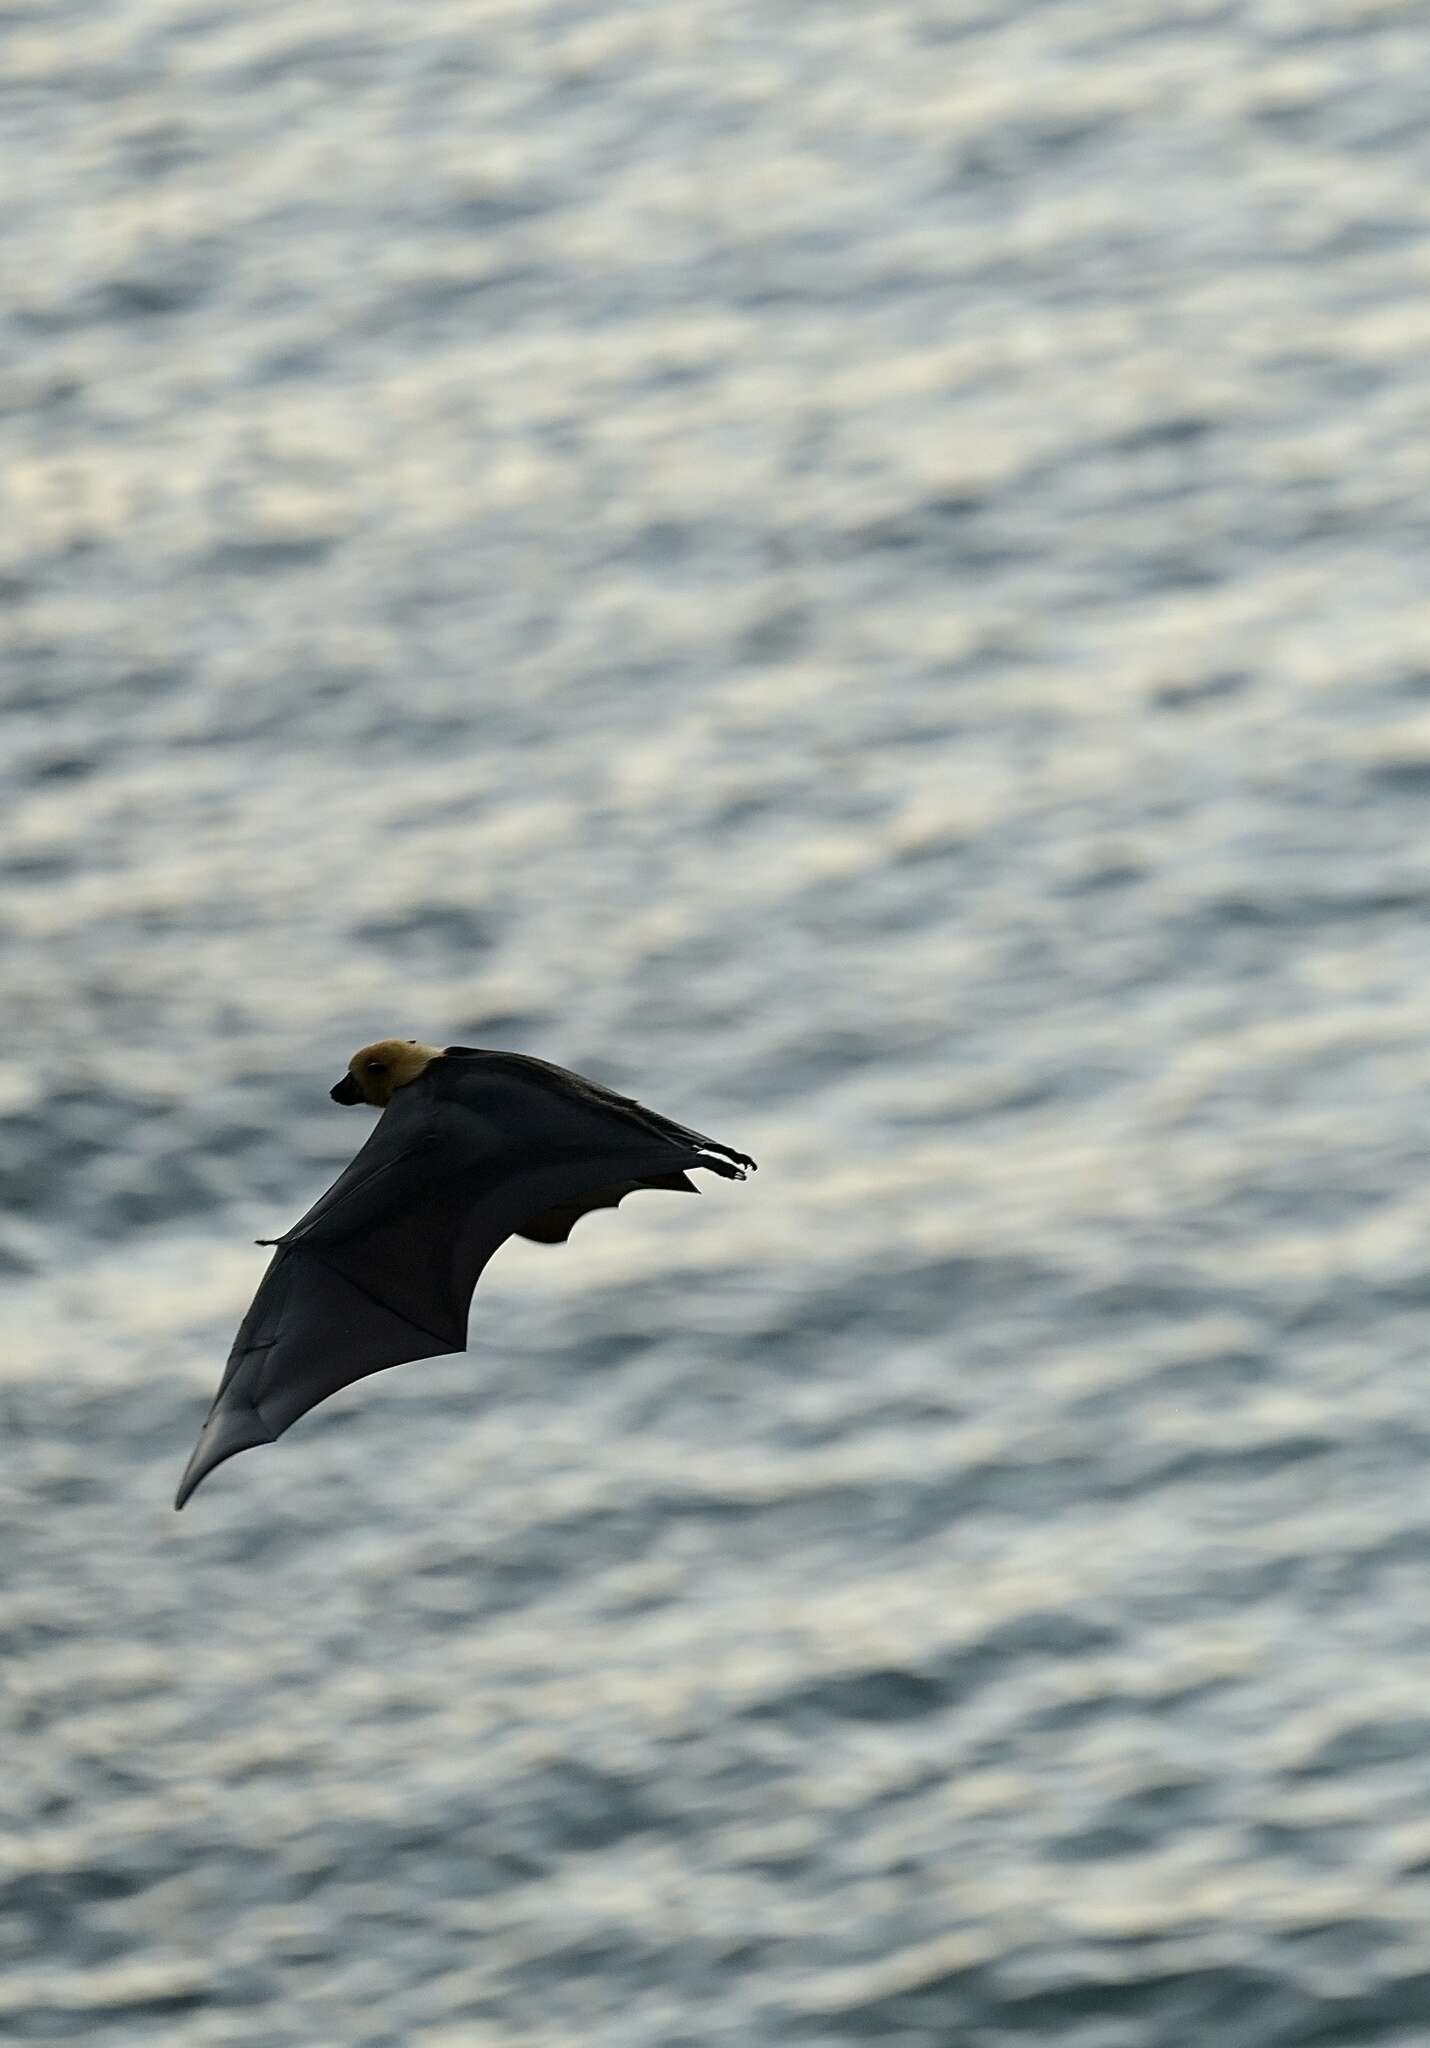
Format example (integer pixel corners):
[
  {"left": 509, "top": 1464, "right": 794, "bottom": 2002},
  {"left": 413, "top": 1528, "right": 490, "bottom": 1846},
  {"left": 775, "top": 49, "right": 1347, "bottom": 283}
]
[{"left": 175, "top": 1041, "right": 754, "bottom": 1507}]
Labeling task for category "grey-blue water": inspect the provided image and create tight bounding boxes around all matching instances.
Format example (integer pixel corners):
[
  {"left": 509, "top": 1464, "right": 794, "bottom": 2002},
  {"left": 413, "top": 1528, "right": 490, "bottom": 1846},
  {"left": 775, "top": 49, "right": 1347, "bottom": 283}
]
[{"left": 5, "top": 1, "right": 1430, "bottom": 2041}]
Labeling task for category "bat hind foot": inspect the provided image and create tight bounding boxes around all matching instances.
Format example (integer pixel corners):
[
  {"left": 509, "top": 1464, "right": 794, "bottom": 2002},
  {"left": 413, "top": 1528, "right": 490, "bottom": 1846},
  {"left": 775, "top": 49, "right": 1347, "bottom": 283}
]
[{"left": 699, "top": 1148, "right": 756, "bottom": 1180}]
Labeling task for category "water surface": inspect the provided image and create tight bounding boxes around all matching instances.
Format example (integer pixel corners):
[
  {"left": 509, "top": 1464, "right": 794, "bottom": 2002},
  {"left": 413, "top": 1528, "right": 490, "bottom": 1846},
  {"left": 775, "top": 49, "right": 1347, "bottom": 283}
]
[{"left": 5, "top": 1, "right": 1430, "bottom": 2041}]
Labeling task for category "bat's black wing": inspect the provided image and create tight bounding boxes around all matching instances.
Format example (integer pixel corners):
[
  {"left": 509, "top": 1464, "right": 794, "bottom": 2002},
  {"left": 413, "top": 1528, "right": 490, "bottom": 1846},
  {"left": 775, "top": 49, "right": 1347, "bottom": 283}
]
[{"left": 175, "top": 1052, "right": 754, "bottom": 1507}]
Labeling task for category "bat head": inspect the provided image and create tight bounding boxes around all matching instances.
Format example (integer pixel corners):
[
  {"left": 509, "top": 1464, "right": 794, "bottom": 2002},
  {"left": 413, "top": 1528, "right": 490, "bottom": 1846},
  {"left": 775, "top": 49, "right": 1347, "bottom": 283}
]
[{"left": 331, "top": 1039, "right": 442, "bottom": 1108}]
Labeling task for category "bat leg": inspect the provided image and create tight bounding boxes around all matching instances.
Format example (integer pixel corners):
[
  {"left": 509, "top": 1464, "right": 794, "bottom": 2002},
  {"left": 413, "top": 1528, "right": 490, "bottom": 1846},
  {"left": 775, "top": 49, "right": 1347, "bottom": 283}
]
[
  {"left": 174, "top": 1397, "right": 276, "bottom": 1510},
  {"left": 694, "top": 1152, "right": 752, "bottom": 1181}
]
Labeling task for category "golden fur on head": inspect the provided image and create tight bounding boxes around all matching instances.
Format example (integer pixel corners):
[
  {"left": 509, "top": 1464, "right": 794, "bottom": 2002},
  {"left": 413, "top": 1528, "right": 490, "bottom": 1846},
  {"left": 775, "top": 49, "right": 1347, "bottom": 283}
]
[{"left": 346, "top": 1039, "right": 442, "bottom": 1107}]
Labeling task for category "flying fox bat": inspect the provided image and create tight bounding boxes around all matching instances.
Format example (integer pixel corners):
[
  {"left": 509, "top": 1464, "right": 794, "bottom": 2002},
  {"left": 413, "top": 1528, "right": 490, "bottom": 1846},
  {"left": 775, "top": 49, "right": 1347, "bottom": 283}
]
[{"left": 175, "top": 1039, "right": 755, "bottom": 1508}]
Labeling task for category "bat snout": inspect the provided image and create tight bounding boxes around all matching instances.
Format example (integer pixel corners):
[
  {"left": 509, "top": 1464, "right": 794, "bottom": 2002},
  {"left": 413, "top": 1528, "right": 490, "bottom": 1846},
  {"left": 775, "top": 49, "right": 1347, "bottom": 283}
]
[{"left": 330, "top": 1073, "right": 363, "bottom": 1104}]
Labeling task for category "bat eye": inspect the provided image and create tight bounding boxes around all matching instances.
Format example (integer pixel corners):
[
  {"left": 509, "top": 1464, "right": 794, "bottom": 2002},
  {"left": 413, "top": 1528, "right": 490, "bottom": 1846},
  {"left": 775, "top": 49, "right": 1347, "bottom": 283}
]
[{"left": 366, "top": 1059, "right": 387, "bottom": 1075}]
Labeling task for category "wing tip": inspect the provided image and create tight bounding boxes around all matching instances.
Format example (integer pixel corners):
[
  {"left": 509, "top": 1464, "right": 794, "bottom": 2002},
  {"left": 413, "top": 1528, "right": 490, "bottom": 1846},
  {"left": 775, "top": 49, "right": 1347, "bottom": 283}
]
[{"left": 174, "top": 1398, "right": 276, "bottom": 1510}]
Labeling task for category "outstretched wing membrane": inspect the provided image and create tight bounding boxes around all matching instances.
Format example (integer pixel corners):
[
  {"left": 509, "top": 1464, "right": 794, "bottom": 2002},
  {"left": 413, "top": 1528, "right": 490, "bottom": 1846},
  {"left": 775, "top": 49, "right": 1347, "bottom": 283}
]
[{"left": 176, "top": 1055, "right": 754, "bottom": 1507}]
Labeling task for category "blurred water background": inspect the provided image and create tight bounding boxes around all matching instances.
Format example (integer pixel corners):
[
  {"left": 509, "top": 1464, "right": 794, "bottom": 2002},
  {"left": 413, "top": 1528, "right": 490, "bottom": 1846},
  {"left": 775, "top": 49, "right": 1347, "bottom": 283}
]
[{"left": 5, "top": 0, "right": 1430, "bottom": 2041}]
